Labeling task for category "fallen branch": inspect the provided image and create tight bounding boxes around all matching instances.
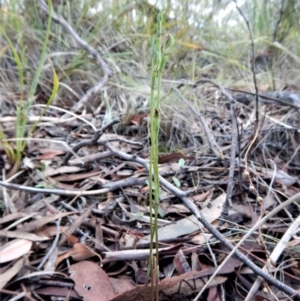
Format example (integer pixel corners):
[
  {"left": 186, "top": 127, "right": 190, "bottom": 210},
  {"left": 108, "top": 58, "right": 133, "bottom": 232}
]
[{"left": 62, "top": 117, "right": 120, "bottom": 165}]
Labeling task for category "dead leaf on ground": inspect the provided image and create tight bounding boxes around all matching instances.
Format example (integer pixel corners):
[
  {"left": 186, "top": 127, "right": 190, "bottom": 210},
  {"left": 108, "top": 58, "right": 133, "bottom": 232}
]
[
  {"left": 173, "top": 248, "right": 191, "bottom": 274},
  {"left": 58, "top": 204, "right": 93, "bottom": 246},
  {"left": 0, "top": 239, "right": 32, "bottom": 263},
  {"left": 36, "top": 149, "right": 66, "bottom": 160},
  {"left": 35, "top": 225, "right": 69, "bottom": 237},
  {"left": 109, "top": 277, "right": 136, "bottom": 295},
  {"left": 56, "top": 243, "right": 102, "bottom": 266},
  {"left": 158, "top": 151, "right": 195, "bottom": 164},
  {"left": 34, "top": 286, "right": 80, "bottom": 299},
  {"left": 43, "top": 165, "right": 82, "bottom": 177},
  {"left": 108, "top": 271, "right": 227, "bottom": 301},
  {"left": 138, "top": 192, "right": 226, "bottom": 244},
  {"left": 53, "top": 169, "right": 102, "bottom": 182},
  {"left": 0, "top": 212, "right": 39, "bottom": 225},
  {"left": 70, "top": 261, "right": 117, "bottom": 301},
  {"left": 22, "top": 211, "right": 76, "bottom": 232},
  {"left": 0, "top": 257, "right": 24, "bottom": 289},
  {"left": 191, "top": 189, "right": 213, "bottom": 203},
  {"left": 0, "top": 230, "right": 50, "bottom": 241}
]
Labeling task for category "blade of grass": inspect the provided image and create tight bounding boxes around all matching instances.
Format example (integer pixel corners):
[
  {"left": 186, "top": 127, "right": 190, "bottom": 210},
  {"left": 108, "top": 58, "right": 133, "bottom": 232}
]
[{"left": 3, "top": 0, "right": 54, "bottom": 177}]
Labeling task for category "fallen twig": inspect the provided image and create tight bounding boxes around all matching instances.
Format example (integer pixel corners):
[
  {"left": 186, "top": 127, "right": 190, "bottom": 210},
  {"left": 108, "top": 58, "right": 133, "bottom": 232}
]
[{"left": 62, "top": 117, "right": 120, "bottom": 165}]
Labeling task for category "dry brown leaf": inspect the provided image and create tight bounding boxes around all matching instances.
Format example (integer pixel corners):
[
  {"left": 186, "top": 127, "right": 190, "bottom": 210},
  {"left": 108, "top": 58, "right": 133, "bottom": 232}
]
[
  {"left": 288, "top": 238, "right": 300, "bottom": 247},
  {"left": 231, "top": 203, "right": 253, "bottom": 218},
  {"left": 43, "top": 165, "right": 82, "bottom": 177},
  {"left": 191, "top": 251, "right": 201, "bottom": 271},
  {"left": 173, "top": 249, "right": 191, "bottom": 274},
  {"left": 191, "top": 189, "right": 213, "bottom": 203},
  {"left": 0, "top": 239, "right": 32, "bottom": 263},
  {"left": 36, "top": 149, "right": 66, "bottom": 160},
  {"left": 109, "top": 277, "right": 136, "bottom": 295},
  {"left": 130, "top": 113, "right": 148, "bottom": 126},
  {"left": 191, "top": 233, "right": 212, "bottom": 244},
  {"left": 138, "top": 193, "right": 226, "bottom": 243},
  {"left": 66, "top": 234, "right": 79, "bottom": 246},
  {"left": 22, "top": 212, "right": 76, "bottom": 232},
  {"left": 158, "top": 152, "right": 194, "bottom": 164},
  {"left": 53, "top": 169, "right": 102, "bottom": 182},
  {"left": 119, "top": 232, "right": 137, "bottom": 249},
  {"left": 289, "top": 257, "right": 300, "bottom": 276},
  {"left": 0, "top": 257, "right": 24, "bottom": 289},
  {"left": 0, "top": 212, "right": 39, "bottom": 225},
  {"left": 59, "top": 204, "right": 93, "bottom": 246},
  {"left": 0, "top": 230, "right": 50, "bottom": 241},
  {"left": 207, "top": 286, "right": 218, "bottom": 301},
  {"left": 46, "top": 177, "right": 77, "bottom": 190},
  {"left": 70, "top": 261, "right": 116, "bottom": 301},
  {"left": 108, "top": 272, "right": 227, "bottom": 301},
  {"left": 160, "top": 203, "right": 190, "bottom": 214},
  {"left": 35, "top": 225, "right": 69, "bottom": 237},
  {"left": 200, "top": 192, "right": 226, "bottom": 222},
  {"left": 56, "top": 243, "right": 102, "bottom": 266},
  {"left": 34, "top": 287, "right": 80, "bottom": 299}
]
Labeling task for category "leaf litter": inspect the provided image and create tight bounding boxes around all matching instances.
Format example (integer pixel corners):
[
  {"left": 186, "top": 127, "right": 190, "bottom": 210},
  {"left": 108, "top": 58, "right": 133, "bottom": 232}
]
[
  {"left": 1, "top": 2, "right": 300, "bottom": 301},
  {"left": 2, "top": 92, "right": 300, "bottom": 301}
]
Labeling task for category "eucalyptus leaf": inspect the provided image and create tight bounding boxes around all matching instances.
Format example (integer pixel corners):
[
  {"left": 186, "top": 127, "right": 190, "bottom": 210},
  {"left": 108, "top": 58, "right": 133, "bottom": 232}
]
[
  {"left": 172, "top": 176, "right": 181, "bottom": 187},
  {"left": 178, "top": 158, "right": 185, "bottom": 168}
]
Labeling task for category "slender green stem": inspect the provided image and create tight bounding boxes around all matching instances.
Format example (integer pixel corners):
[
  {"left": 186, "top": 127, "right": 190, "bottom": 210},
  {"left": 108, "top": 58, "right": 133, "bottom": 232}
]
[{"left": 147, "top": 9, "right": 174, "bottom": 301}]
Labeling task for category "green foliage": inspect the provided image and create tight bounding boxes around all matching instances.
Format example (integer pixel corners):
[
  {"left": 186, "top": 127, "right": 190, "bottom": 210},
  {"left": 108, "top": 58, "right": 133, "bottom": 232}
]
[{"left": 0, "top": 0, "right": 58, "bottom": 175}]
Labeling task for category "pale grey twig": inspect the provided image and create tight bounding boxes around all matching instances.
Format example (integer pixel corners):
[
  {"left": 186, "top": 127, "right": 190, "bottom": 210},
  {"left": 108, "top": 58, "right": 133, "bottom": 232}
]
[
  {"left": 62, "top": 117, "right": 120, "bottom": 165},
  {"left": 245, "top": 214, "right": 300, "bottom": 300},
  {"left": 37, "top": 218, "right": 61, "bottom": 270}
]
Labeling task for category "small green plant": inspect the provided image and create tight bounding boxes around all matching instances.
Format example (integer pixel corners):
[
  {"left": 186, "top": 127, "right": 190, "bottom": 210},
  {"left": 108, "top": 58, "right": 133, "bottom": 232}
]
[
  {"left": 172, "top": 158, "right": 185, "bottom": 187},
  {"left": 147, "top": 9, "right": 174, "bottom": 301},
  {"left": 0, "top": 0, "right": 58, "bottom": 177}
]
